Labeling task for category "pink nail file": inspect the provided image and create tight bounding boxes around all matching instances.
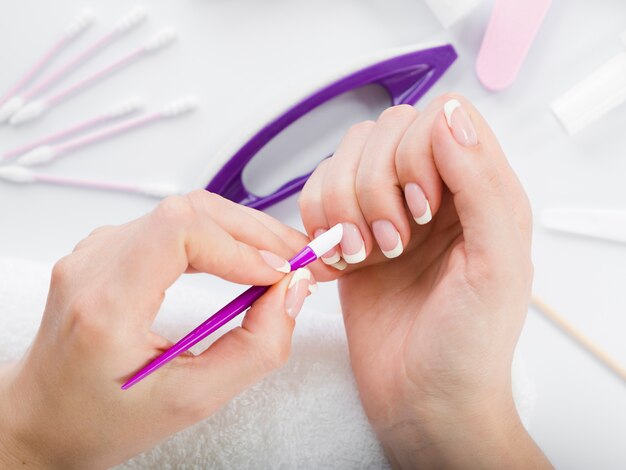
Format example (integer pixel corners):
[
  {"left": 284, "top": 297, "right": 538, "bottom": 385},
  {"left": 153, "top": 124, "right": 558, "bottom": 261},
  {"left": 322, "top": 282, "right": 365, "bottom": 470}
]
[{"left": 476, "top": 0, "right": 552, "bottom": 91}]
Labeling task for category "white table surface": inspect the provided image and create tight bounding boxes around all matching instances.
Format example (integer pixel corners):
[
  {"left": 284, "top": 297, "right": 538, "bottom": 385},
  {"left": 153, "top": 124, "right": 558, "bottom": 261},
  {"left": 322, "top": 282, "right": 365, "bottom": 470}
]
[{"left": 1, "top": 0, "right": 625, "bottom": 468}]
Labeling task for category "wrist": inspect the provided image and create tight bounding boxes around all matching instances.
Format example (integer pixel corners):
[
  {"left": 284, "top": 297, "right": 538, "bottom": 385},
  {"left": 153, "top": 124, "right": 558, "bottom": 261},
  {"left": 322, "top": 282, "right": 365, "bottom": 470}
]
[
  {"left": 0, "top": 363, "right": 49, "bottom": 469},
  {"left": 377, "top": 395, "right": 550, "bottom": 469}
]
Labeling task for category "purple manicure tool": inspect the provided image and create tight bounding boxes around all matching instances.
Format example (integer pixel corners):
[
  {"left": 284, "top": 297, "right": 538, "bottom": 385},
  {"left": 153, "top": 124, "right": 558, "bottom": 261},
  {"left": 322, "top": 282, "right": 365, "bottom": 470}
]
[
  {"left": 122, "top": 224, "right": 344, "bottom": 390},
  {"left": 203, "top": 43, "right": 457, "bottom": 210}
]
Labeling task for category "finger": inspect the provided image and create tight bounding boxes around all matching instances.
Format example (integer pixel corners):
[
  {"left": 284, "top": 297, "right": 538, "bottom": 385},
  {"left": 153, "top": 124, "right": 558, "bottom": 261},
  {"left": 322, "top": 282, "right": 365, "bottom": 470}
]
[
  {"left": 431, "top": 95, "right": 525, "bottom": 268},
  {"left": 355, "top": 105, "right": 418, "bottom": 258},
  {"left": 395, "top": 97, "right": 448, "bottom": 226},
  {"left": 181, "top": 268, "right": 316, "bottom": 413},
  {"left": 322, "top": 121, "right": 376, "bottom": 264}
]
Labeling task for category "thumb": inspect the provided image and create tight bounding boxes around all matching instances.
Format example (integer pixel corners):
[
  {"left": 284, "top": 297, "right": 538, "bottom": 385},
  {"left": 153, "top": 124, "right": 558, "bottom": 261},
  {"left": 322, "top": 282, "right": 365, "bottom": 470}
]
[
  {"left": 431, "top": 96, "right": 521, "bottom": 266},
  {"left": 182, "top": 268, "right": 316, "bottom": 409}
]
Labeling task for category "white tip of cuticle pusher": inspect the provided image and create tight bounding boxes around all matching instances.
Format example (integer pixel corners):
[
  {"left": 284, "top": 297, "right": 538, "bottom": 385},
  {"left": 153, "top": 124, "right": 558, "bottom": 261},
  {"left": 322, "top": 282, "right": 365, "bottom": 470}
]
[
  {"left": 17, "top": 146, "right": 58, "bottom": 166},
  {"left": 444, "top": 99, "right": 461, "bottom": 127},
  {"left": 0, "top": 96, "right": 25, "bottom": 123},
  {"left": 9, "top": 100, "right": 47, "bottom": 125},
  {"left": 414, "top": 200, "right": 432, "bottom": 225}
]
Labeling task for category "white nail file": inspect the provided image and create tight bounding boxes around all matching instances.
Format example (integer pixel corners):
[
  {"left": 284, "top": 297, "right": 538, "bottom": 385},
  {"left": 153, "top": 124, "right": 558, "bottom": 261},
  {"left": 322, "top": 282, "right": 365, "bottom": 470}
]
[{"left": 542, "top": 208, "right": 626, "bottom": 244}]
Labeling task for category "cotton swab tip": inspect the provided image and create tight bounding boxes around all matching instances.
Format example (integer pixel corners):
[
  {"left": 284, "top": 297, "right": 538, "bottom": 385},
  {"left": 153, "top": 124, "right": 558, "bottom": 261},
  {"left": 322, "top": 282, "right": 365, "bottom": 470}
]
[
  {"left": 107, "top": 96, "right": 144, "bottom": 118},
  {"left": 0, "top": 96, "right": 24, "bottom": 123},
  {"left": 9, "top": 100, "right": 47, "bottom": 125},
  {"left": 143, "top": 28, "right": 178, "bottom": 52},
  {"left": 17, "top": 146, "right": 58, "bottom": 166},
  {"left": 113, "top": 6, "right": 148, "bottom": 33},
  {"left": 0, "top": 165, "right": 36, "bottom": 183},
  {"left": 161, "top": 96, "right": 199, "bottom": 117},
  {"left": 64, "top": 9, "right": 96, "bottom": 39}
]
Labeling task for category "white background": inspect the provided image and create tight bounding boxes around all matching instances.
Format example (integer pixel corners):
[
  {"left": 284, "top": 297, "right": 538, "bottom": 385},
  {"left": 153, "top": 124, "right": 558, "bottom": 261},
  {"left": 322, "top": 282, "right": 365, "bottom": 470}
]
[{"left": 1, "top": 0, "right": 625, "bottom": 468}]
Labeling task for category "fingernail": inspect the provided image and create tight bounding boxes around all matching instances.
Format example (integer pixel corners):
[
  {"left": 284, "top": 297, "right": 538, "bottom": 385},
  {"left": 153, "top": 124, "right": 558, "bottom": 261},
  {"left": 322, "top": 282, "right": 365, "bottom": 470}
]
[
  {"left": 372, "top": 220, "right": 403, "bottom": 259},
  {"left": 444, "top": 99, "right": 478, "bottom": 147},
  {"left": 404, "top": 183, "right": 432, "bottom": 225},
  {"left": 314, "top": 229, "right": 341, "bottom": 265},
  {"left": 331, "top": 259, "right": 348, "bottom": 271},
  {"left": 340, "top": 223, "right": 366, "bottom": 264},
  {"left": 259, "top": 250, "right": 291, "bottom": 273},
  {"left": 285, "top": 268, "right": 313, "bottom": 318}
]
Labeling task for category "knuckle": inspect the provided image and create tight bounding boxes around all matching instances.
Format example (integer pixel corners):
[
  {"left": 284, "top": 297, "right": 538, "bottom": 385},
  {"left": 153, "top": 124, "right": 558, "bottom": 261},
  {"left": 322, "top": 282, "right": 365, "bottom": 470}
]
[
  {"left": 64, "top": 293, "right": 108, "bottom": 346},
  {"left": 153, "top": 195, "right": 195, "bottom": 227},
  {"left": 346, "top": 120, "right": 375, "bottom": 138},
  {"left": 50, "top": 256, "right": 76, "bottom": 288},
  {"left": 258, "top": 338, "right": 290, "bottom": 371},
  {"left": 378, "top": 104, "right": 417, "bottom": 122}
]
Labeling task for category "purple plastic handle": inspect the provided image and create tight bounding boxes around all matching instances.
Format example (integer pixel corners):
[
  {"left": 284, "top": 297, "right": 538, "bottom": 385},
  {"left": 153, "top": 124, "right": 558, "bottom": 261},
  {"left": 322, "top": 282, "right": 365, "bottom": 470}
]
[
  {"left": 121, "top": 246, "right": 317, "bottom": 390},
  {"left": 205, "top": 44, "right": 457, "bottom": 210}
]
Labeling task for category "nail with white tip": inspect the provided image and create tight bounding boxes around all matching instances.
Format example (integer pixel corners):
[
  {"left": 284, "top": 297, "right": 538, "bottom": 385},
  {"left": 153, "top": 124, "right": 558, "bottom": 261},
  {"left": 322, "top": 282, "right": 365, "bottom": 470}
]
[
  {"left": 341, "top": 223, "right": 366, "bottom": 264},
  {"left": 0, "top": 165, "right": 181, "bottom": 198},
  {"left": 405, "top": 183, "right": 432, "bottom": 225},
  {"left": 444, "top": 99, "right": 478, "bottom": 147},
  {"left": 372, "top": 220, "right": 403, "bottom": 259},
  {"left": 331, "top": 259, "right": 348, "bottom": 271},
  {"left": 259, "top": 250, "right": 291, "bottom": 274},
  {"left": 285, "top": 268, "right": 315, "bottom": 318}
]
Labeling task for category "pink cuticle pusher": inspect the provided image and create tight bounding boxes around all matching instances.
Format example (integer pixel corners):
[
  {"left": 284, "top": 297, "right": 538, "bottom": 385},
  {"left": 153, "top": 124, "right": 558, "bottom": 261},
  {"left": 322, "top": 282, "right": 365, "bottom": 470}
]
[{"left": 121, "top": 223, "right": 344, "bottom": 390}]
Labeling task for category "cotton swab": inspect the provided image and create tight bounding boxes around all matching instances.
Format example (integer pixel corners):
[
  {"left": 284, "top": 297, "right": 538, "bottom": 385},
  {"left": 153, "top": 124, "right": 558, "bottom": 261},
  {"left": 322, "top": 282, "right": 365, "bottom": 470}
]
[
  {"left": 17, "top": 96, "right": 197, "bottom": 166},
  {"left": 531, "top": 295, "right": 626, "bottom": 383},
  {"left": 0, "top": 6, "right": 147, "bottom": 122},
  {"left": 9, "top": 28, "right": 178, "bottom": 126},
  {"left": 1, "top": 97, "right": 143, "bottom": 162},
  {"left": 0, "top": 165, "right": 181, "bottom": 198},
  {"left": 0, "top": 9, "right": 95, "bottom": 119}
]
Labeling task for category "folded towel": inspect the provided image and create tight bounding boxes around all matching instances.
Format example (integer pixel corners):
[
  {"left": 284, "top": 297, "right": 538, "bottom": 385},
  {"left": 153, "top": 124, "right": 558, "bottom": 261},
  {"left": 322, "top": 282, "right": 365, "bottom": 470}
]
[{"left": 0, "top": 257, "right": 535, "bottom": 469}]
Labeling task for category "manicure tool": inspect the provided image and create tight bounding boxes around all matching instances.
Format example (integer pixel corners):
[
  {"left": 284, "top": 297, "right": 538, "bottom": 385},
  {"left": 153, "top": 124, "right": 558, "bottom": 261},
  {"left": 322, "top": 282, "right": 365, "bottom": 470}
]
[
  {"left": 122, "top": 224, "right": 344, "bottom": 390},
  {"left": 542, "top": 208, "right": 626, "bottom": 245},
  {"left": 1, "top": 97, "right": 143, "bottom": 162},
  {"left": 202, "top": 43, "right": 457, "bottom": 210},
  {"left": 10, "top": 28, "right": 178, "bottom": 126},
  {"left": 551, "top": 30, "right": 626, "bottom": 135},
  {"left": 0, "top": 6, "right": 147, "bottom": 122},
  {"left": 0, "top": 9, "right": 94, "bottom": 118},
  {"left": 531, "top": 296, "right": 626, "bottom": 383},
  {"left": 0, "top": 165, "right": 180, "bottom": 198},
  {"left": 476, "top": 0, "right": 552, "bottom": 91},
  {"left": 16, "top": 96, "right": 197, "bottom": 166}
]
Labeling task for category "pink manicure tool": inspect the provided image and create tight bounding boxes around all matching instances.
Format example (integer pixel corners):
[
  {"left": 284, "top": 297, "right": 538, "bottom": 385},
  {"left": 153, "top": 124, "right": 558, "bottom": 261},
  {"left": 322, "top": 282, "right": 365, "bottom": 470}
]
[
  {"left": 476, "top": 0, "right": 552, "bottom": 91},
  {"left": 121, "top": 223, "right": 344, "bottom": 390}
]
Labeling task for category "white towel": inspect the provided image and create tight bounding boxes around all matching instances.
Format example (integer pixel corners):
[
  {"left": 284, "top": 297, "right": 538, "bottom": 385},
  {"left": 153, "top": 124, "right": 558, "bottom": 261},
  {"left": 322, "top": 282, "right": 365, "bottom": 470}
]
[{"left": 0, "top": 257, "right": 535, "bottom": 469}]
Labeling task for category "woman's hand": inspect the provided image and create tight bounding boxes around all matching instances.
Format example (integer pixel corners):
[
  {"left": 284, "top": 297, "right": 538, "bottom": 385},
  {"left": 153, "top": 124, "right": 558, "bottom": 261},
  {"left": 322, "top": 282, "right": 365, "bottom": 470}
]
[
  {"left": 299, "top": 95, "right": 551, "bottom": 468},
  {"left": 0, "top": 191, "right": 319, "bottom": 469}
]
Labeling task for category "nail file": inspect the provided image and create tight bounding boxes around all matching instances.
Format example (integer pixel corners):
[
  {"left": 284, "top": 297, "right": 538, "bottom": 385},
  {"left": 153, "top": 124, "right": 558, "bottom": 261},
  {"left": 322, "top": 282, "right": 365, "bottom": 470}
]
[
  {"left": 121, "top": 223, "right": 345, "bottom": 390},
  {"left": 551, "top": 31, "right": 626, "bottom": 135},
  {"left": 422, "top": 0, "right": 485, "bottom": 28},
  {"left": 542, "top": 208, "right": 626, "bottom": 244},
  {"left": 476, "top": 0, "right": 552, "bottom": 91}
]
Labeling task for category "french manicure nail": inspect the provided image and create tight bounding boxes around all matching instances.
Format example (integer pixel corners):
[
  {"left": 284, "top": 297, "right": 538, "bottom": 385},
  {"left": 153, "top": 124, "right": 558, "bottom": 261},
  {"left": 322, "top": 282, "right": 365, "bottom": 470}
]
[
  {"left": 259, "top": 250, "right": 291, "bottom": 273},
  {"left": 340, "top": 223, "right": 366, "bottom": 264},
  {"left": 285, "top": 268, "right": 313, "bottom": 318},
  {"left": 404, "top": 183, "right": 432, "bottom": 225},
  {"left": 444, "top": 99, "right": 478, "bottom": 147},
  {"left": 314, "top": 229, "right": 341, "bottom": 265},
  {"left": 372, "top": 220, "right": 403, "bottom": 259},
  {"left": 331, "top": 259, "right": 348, "bottom": 271}
]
